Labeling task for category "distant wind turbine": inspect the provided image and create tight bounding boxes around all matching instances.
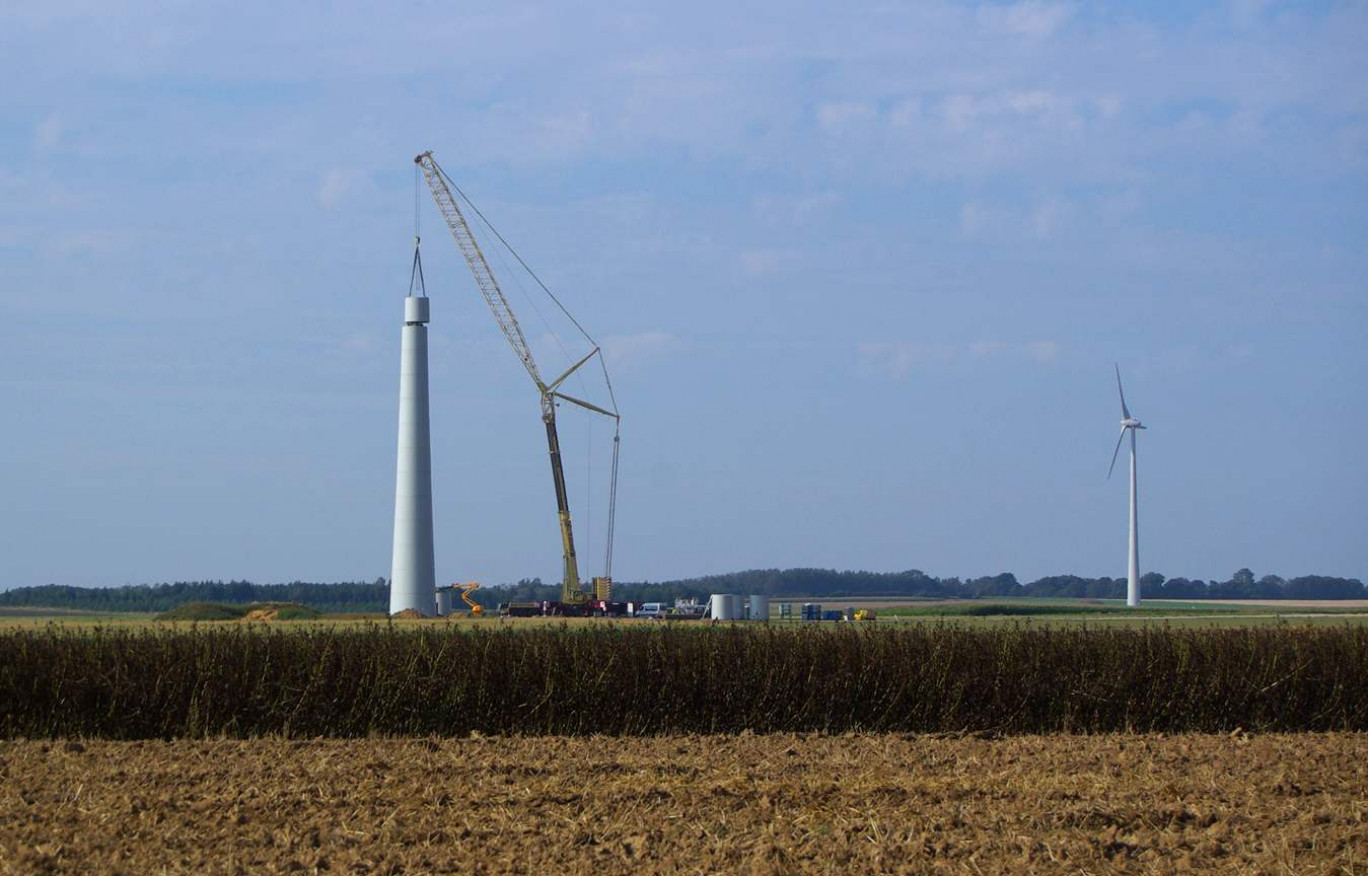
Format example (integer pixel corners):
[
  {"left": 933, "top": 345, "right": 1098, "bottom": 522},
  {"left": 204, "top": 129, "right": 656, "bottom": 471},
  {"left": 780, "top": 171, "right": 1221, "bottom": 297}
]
[{"left": 1108, "top": 365, "right": 1146, "bottom": 607}]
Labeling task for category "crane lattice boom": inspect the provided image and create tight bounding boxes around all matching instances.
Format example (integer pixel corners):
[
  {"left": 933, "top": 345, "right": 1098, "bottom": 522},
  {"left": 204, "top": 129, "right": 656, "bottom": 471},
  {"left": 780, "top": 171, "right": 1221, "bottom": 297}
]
[
  {"left": 415, "top": 150, "right": 620, "bottom": 607},
  {"left": 416, "top": 152, "right": 543, "bottom": 389}
]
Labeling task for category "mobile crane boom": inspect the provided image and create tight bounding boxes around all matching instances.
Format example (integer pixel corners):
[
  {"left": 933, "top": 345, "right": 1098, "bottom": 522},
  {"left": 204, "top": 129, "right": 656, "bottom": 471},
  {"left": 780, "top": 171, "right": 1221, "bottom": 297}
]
[{"left": 415, "top": 151, "right": 620, "bottom": 606}]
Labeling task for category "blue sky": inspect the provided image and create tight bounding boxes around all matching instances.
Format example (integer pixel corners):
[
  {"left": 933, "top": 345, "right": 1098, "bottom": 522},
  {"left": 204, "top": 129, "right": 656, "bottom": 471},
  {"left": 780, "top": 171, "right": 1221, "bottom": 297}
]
[{"left": 1, "top": 0, "right": 1365, "bottom": 589}]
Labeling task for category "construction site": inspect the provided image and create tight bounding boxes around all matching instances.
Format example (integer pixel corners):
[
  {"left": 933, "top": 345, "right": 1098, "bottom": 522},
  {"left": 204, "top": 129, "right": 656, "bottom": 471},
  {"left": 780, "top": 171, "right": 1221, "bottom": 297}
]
[
  {"left": 384, "top": 150, "right": 898, "bottom": 626},
  {"left": 387, "top": 151, "right": 622, "bottom": 620}
]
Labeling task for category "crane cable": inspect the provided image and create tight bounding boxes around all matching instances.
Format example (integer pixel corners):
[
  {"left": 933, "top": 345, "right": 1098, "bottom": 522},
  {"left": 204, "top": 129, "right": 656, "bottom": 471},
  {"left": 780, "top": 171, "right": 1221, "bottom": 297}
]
[
  {"left": 408, "top": 238, "right": 426, "bottom": 299},
  {"left": 409, "top": 164, "right": 426, "bottom": 298}
]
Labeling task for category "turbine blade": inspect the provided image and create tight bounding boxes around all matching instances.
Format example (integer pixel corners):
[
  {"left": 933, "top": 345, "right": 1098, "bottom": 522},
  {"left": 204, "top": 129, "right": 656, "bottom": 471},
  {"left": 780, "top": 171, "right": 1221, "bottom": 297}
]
[
  {"left": 1115, "top": 364, "right": 1131, "bottom": 420},
  {"left": 1107, "top": 426, "right": 1126, "bottom": 479}
]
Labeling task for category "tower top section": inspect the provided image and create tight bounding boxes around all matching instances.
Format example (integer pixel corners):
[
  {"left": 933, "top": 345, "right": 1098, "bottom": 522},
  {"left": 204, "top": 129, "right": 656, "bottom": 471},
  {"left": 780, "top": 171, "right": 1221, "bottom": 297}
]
[{"left": 405, "top": 296, "right": 430, "bottom": 325}]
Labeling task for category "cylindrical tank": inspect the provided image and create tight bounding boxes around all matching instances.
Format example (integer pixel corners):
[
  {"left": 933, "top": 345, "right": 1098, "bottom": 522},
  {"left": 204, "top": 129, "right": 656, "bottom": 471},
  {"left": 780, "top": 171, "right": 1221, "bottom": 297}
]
[
  {"left": 748, "top": 595, "right": 770, "bottom": 622},
  {"left": 730, "top": 594, "right": 745, "bottom": 620},
  {"left": 710, "top": 593, "right": 736, "bottom": 621},
  {"left": 435, "top": 589, "right": 453, "bottom": 616},
  {"left": 390, "top": 295, "right": 436, "bottom": 616}
]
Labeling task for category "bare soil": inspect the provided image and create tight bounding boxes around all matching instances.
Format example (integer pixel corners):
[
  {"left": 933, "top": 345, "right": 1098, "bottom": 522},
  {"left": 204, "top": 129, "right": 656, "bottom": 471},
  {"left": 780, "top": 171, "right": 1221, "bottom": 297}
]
[{"left": 2, "top": 734, "right": 1365, "bottom": 875}]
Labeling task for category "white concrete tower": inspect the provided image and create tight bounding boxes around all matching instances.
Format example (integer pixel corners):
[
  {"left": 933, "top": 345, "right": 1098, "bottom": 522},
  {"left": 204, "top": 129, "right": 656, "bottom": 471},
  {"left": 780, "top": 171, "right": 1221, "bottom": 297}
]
[{"left": 389, "top": 294, "right": 436, "bottom": 615}]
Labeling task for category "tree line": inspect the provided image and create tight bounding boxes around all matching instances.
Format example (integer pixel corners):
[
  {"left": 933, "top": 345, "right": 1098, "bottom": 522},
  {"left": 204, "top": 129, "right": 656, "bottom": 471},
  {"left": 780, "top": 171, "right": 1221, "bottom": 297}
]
[
  {"left": 612, "top": 568, "right": 1366, "bottom": 602},
  {"left": 0, "top": 568, "right": 1362, "bottom": 613},
  {"left": 0, "top": 580, "right": 390, "bottom": 613}
]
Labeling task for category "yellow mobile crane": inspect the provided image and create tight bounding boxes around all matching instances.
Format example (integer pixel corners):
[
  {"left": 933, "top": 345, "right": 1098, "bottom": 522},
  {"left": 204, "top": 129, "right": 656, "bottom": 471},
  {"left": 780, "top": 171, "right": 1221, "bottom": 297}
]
[{"left": 416, "top": 151, "right": 622, "bottom": 614}]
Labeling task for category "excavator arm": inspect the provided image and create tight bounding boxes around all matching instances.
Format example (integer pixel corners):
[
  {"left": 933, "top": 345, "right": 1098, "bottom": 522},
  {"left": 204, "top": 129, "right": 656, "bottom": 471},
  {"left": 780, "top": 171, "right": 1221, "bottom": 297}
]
[{"left": 458, "top": 581, "right": 483, "bottom": 615}]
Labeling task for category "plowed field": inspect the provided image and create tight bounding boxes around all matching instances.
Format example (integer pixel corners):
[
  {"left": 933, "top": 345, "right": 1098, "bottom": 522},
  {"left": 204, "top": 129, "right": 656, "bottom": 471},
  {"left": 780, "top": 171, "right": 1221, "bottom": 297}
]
[{"left": 3, "top": 734, "right": 1365, "bottom": 874}]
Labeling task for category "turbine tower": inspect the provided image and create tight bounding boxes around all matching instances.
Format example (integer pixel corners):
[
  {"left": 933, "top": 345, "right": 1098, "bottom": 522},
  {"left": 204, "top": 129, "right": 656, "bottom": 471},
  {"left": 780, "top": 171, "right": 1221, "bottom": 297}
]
[
  {"left": 1108, "top": 364, "right": 1146, "bottom": 607},
  {"left": 389, "top": 240, "right": 436, "bottom": 616}
]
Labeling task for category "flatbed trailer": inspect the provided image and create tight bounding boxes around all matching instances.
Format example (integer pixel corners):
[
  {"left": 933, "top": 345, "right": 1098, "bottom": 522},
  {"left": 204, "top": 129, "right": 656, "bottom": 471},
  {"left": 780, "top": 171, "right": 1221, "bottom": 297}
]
[{"left": 499, "top": 600, "right": 637, "bottom": 618}]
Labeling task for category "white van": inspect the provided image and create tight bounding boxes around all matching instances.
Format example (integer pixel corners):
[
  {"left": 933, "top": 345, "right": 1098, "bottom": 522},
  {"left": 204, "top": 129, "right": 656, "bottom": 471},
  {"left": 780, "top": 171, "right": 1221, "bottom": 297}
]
[{"left": 636, "top": 602, "right": 668, "bottom": 619}]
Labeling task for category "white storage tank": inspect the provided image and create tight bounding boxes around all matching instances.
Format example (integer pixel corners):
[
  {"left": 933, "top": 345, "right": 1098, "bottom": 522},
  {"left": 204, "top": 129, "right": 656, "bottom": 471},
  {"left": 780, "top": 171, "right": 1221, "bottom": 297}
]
[
  {"left": 748, "top": 595, "right": 770, "bottom": 622},
  {"left": 435, "top": 589, "right": 453, "bottom": 616},
  {"left": 710, "top": 593, "right": 736, "bottom": 621},
  {"left": 730, "top": 594, "right": 745, "bottom": 620}
]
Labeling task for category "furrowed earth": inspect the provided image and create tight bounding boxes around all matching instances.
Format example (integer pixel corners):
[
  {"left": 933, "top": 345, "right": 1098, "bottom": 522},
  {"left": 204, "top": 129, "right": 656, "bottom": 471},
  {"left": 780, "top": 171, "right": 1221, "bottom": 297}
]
[{"left": 2, "top": 733, "right": 1365, "bottom": 875}]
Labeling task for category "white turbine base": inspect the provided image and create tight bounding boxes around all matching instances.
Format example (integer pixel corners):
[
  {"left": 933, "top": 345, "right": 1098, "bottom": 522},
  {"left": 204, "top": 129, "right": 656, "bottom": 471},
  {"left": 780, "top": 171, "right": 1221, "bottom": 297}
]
[{"left": 1126, "top": 427, "right": 1140, "bottom": 607}]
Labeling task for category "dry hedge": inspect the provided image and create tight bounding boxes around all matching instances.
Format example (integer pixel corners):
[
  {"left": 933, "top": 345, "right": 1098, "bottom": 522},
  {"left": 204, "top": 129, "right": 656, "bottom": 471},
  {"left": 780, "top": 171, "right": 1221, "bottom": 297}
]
[{"left": 1, "top": 623, "right": 1365, "bottom": 738}]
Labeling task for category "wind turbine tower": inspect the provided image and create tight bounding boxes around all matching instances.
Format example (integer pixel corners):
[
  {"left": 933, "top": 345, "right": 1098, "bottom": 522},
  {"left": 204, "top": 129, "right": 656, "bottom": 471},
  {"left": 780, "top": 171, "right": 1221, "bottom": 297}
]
[
  {"left": 389, "top": 241, "right": 436, "bottom": 616},
  {"left": 1108, "top": 365, "right": 1147, "bottom": 607}
]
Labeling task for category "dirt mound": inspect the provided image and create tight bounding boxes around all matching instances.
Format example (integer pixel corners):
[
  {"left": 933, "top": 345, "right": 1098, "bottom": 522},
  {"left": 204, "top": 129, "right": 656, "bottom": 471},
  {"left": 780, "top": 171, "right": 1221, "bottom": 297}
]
[
  {"left": 241, "top": 608, "right": 279, "bottom": 622},
  {"left": 391, "top": 608, "right": 427, "bottom": 619},
  {"left": 158, "top": 601, "right": 320, "bottom": 622},
  {"left": 240, "top": 603, "right": 321, "bottom": 622}
]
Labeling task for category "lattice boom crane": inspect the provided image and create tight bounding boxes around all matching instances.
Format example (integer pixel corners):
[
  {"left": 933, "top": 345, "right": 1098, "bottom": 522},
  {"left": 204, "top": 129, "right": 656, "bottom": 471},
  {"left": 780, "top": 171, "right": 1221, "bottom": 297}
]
[{"left": 415, "top": 150, "right": 620, "bottom": 607}]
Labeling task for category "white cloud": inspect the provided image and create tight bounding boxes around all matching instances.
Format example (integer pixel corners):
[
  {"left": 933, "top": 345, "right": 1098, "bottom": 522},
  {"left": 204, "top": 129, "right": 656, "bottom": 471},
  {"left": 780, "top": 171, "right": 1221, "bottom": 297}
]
[
  {"left": 1030, "top": 198, "right": 1068, "bottom": 239},
  {"left": 940, "top": 94, "right": 979, "bottom": 133},
  {"left": 977, "top": 1, "right": 1074, "bottom": 39},
  {"left": 1230, "top": 0, "right": 1274, "bottom": 28},
  {"left": 970, "top": 340, "right": 1006, "bottom": 356},
  {"left": 1007, "top": 90, "right": 1058, "bottom": 114},
  {"left": 858, "top": 341, "right": 955, "bottom": 378},
  {"left": 754, "top": 191, "right": 841, "bottom": 226},
  {"left": 959, "top": 201, "right": 989, "bottom": 236},
  {"left": 971, "top": 340, "right": 1062, "bottom": 362},
  {"left": 33, "top": 112, "right": 62, "bottom": 151},
  {"left": 889, "top": 98, "right": 921, "bottom": 128},
  {"left": 316, "top": 169, "right": 366, "bottom": 211},
  {"left": 739, "top": 248, "right": 799, "bottom": 276},
  {"left": 1095, "top": 95, "right": 1123, "bottom": 119},
  {"left": 817, "top": 101, "right": 876, "bottom": 132},
  {"left": 534, "top": 109, "right": 593, "bottom": 154},
  {"left": 47, "top": 228, "right": 135, "bottom": 257}
]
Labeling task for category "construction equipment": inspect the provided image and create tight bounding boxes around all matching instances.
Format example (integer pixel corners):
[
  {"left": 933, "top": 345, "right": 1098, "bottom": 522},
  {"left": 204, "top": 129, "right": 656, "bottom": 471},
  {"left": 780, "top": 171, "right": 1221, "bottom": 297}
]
[
  {"left": 415, "top": 151, "right": 621, "bottom": 612},
  {"left": 437, "top": 582, "right": 485, "bottom": 616},
  {"left": 459, "top": 581, "right": 483, "bottom": 615},
  {"left": 457, "top": 581, "right": 483, "bottom": 616}
]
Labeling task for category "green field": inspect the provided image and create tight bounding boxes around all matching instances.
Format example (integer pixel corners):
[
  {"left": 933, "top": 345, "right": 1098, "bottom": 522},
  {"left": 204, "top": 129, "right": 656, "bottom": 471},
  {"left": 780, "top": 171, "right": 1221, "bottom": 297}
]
[
  {"left": 3, "top": 596, "right": 1367, "bottom": 632},
  {"left": 867, "top": 598, "right": 1368, "bottom": 627}
]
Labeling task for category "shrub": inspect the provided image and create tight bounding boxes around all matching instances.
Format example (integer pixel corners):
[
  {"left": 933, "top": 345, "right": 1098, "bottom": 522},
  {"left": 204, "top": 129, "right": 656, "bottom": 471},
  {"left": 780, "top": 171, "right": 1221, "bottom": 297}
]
[{"left": 1, "top": 624, "right": 1364, "bottom": 738}]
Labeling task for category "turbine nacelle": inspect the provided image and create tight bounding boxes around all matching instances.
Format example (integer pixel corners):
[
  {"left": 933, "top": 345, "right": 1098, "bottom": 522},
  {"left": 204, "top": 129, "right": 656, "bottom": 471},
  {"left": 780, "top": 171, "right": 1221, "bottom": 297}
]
[{"left": 1108, "top": 365, "right": 1146, "bottom": 480}]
